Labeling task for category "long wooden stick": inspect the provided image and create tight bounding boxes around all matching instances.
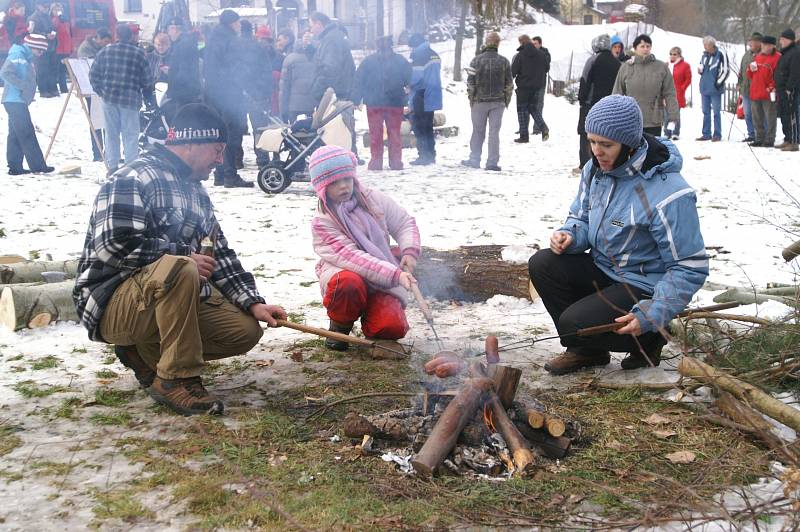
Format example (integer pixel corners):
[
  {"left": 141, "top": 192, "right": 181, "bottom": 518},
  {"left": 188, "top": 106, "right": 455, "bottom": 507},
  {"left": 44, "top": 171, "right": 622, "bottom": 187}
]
[
  {"left": 276, "top": 319, "right": 375, "bottom": 347},
  {"left": 45, "top": 83, "right": 72, "bottom": 161},
  {"left": 576, "top": 302, "right": 743, "bottom": 336},
  {"left": 678, "top": 357, "right": 800, "bottom": 434}
]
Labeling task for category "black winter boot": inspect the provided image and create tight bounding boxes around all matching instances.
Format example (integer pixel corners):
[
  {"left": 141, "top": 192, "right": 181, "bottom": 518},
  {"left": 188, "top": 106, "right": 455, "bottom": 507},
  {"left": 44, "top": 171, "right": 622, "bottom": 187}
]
[{"left": 326, "top": 320, "right": 354, "bottom": 351}]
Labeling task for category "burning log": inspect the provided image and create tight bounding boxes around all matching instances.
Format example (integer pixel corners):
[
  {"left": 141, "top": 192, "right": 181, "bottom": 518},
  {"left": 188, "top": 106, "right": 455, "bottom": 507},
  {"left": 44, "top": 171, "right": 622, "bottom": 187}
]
[
  {"left": 485, "top": 394, "right": 535, "bottom": 471},
  {"left": 485, "top": 335, "right": 500, "bottom": 364},
  {"left": 487, "top": 364, "right": 522, "bottom": 409},
  {"left": 415, "top": 245, "right": 532, "bottom": 302},
  {"left": 411, "top": 376, "right": 494, "bottom": 477}
]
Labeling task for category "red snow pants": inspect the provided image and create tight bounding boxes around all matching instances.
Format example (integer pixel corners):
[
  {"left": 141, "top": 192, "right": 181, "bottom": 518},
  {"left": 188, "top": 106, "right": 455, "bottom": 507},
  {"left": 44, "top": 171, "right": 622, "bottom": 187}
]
[
  {"left": 366, "top": 106, "right": 404, "bottom": 171},
  {"left": 323, "top": 270, "right": 409, "bottom": 340}
]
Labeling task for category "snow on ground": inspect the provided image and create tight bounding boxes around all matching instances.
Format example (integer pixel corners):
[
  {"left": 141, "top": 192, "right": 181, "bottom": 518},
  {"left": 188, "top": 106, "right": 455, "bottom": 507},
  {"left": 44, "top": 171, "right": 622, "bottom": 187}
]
[{"left": 0, "top": 16, "right": 798, "bottom": 528}]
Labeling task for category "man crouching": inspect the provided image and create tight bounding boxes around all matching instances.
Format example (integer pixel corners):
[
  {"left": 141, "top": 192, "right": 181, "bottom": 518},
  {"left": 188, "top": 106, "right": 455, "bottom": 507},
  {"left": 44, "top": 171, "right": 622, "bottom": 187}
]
[{"left": 73, "top": 103, "right": 287, "bottom": 416}]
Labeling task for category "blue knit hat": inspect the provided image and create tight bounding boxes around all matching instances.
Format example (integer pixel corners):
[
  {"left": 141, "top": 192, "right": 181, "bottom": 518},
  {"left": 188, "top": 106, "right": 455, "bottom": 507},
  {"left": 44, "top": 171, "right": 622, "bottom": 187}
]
[
  {"left": 309, "top": 146, "right": 357, "bottom": 198},
  {"left": 585, "top": 95, "right": 643, "bottom": 148}
]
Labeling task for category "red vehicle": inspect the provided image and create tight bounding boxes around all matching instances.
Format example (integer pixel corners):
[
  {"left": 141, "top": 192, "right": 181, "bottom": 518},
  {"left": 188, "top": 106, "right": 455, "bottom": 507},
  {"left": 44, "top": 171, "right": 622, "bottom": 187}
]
[{"left": 2, "top": 0, "right": 117, "bottom": 57}]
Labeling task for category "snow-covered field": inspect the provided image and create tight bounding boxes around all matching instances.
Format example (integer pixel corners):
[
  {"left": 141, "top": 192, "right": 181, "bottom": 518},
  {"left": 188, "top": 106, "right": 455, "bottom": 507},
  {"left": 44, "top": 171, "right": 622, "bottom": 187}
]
[{"left": 0, "top": 16, "right": 798, "bottom": 529}]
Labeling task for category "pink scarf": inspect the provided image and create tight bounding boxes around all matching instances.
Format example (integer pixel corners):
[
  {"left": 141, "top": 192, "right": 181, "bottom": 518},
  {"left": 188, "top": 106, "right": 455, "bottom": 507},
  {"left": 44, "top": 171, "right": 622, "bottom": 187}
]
[{"left": 334, "top": 196, "right": 398, "bottom": 267}]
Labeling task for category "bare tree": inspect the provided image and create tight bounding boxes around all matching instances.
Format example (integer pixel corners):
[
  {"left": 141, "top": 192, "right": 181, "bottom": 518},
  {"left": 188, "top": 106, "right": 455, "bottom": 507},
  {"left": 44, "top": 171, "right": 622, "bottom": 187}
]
[{"left": 453, "top": 0, "right": 470, "bottom": 82}]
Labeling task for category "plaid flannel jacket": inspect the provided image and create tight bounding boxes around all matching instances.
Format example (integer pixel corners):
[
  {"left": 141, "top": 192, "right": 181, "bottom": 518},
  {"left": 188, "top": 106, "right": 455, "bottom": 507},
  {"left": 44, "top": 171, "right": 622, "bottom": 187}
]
[
  {"left": 73, "top": 145, "right": 265, "bottom": 342},
  {"left": 89, "top": 41, "right": 154, "bottom": 110}
]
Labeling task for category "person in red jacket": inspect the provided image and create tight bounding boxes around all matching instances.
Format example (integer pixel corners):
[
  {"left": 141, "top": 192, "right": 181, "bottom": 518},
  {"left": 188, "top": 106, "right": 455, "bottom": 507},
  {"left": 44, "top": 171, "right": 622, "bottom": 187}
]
[
  {"left": 747, "top": 35, "right": 781, "bottom": 147},
  {"left": 664, "top": 46, "right": 691, "bottom": 140},
  {"left": 51, "top": 3, "right": 72, "bottom": 94}
]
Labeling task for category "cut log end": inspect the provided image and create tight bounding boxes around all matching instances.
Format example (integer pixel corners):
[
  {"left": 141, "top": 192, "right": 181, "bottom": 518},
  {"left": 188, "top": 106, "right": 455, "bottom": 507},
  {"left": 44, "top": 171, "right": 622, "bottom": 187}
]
[
  {"left": 512, "top": 448, "right": 535, "bottom": 471},
  {"left": 409, "top": 459, "right": 434, "bottom": 477},
  {"left": 545, "top": 418, "right": 566, "bottom": 438},
  {"left": 527, "top": 409, "right": 546, "bottom": 429},
  {"left": 27, "top": 312, "right": 54, "bottom": 329}
]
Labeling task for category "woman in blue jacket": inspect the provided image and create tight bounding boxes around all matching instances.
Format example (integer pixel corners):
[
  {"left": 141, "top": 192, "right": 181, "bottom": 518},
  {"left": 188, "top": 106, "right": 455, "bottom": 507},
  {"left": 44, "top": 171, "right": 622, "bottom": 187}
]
[{"left": 529, "top": 95, "right": 708, "bottom": 374}]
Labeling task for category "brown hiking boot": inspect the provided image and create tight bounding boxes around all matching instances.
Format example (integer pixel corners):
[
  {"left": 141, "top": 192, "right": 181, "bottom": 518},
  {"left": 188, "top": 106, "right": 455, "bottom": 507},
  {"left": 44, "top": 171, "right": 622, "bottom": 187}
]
[
  {"left": 114, "top": 345, "right": 156, "bottom": 388},
  {"left": 781, "top": 143, "right": 799, "bottom": 152},
  {"left": 544, "top": 349, "right": 611, "bottom": 375},
  {"left": 621, "top": 338, "right": 666, "bottom": 370},
  {"left": 326, "top": 320, "right": 354, "bottom": 351},
  {"left": 148, "top": 376, "right": 224, "bottom": 416}
]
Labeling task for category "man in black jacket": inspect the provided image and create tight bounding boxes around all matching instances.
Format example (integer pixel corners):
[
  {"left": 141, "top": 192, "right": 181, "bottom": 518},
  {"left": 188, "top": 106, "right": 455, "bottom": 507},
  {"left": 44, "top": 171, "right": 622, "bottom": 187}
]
[
  {"left": 165, "top": 18, "right": 202, "bottom": 108},
  {"left": 511, "top": 34, "right": 549, "bottom": 142},
  {"left": 462, "top": 32, "right": 513, "bottom": 171},
  {"left": 352, "top": 36, "right": 412, "bottom": 171},
  {"left": 775, "top": 28, "right": 800, "bottom": 151},
  {"left": 531, "top": 36, "right": 551, "bottom": 135},
  {"left": 576, "top": 34, "right": 620, "bottom": 169},
  {"left": 27, "top": 0, "right": 57, "bottom": 97},
  {"left": 309, "top": 11, "right": 358, "bottom": 158},
  {"left": 203, "top": 9, "right": 252, "bottom": 187}
]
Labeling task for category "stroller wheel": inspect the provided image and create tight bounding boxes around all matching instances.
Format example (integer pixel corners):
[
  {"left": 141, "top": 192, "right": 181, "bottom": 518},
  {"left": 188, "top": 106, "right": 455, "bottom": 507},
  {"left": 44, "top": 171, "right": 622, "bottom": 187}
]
[{"left": 257, "top": 163, "right": 291, "bottom": 194}]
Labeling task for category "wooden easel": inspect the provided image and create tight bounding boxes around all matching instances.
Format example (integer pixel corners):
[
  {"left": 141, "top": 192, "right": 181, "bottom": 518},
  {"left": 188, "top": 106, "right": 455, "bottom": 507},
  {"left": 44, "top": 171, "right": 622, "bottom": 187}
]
[{"left": 45, "top": 58, "right": 105, "bottom": 164}]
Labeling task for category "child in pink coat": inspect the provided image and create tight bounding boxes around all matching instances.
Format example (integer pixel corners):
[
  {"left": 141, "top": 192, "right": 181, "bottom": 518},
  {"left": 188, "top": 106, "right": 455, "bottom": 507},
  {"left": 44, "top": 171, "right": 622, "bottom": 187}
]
[{"left": 309, "top": 145, "right": 421, "bottom": 349}]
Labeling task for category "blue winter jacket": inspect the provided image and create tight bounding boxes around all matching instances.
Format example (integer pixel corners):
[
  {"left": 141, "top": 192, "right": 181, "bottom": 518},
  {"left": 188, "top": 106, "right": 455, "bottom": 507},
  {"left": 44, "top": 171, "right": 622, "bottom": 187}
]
[
  {"left": 560, "top": 136, "right": 709, "bottom": 333},
  {"left": 1, "top": 44, "right": 37, "bottom": 105},
  {"left": 699, "top": 48, "right": 729, "bottom": 95},
  {"left": 409, "top": 41, "right": 443, "bottom": 112}
]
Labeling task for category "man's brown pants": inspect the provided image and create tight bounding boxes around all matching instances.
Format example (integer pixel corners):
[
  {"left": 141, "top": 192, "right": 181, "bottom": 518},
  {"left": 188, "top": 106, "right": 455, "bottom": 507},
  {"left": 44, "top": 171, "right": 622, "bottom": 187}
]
[{"left": 100, "top": 255, "right": 263, "bottom": 379}]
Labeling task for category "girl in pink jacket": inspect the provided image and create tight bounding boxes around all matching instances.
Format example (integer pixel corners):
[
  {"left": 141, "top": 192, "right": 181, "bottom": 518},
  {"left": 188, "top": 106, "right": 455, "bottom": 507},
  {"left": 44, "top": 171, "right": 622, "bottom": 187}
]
[{"left": 309, "top": 145, "right": 421, "bottom": 349}]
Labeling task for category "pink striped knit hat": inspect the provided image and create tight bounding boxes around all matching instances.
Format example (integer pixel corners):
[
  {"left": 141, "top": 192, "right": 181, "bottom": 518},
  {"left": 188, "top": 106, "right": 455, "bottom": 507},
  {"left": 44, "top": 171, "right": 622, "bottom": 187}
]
[{"left": 309, "top": 145, "right": 357, "bottom": 198}]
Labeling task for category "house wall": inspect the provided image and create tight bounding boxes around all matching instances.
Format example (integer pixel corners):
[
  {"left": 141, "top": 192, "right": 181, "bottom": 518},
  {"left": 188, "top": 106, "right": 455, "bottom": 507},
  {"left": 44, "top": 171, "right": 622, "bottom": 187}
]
[{"left": 559, "top": 0, "right": 604, "bottom": 25}]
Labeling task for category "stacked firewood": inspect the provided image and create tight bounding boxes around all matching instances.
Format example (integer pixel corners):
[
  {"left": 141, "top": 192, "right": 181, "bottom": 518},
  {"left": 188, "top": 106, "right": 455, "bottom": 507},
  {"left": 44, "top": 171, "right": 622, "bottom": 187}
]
[{"left": 0, "top": 257, "right": 78, "bottom": 331}]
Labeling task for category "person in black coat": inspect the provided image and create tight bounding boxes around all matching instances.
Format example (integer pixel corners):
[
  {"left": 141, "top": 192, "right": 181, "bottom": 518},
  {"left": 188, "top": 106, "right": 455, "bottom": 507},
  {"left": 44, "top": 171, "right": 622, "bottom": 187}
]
[
  {"left": 576, "top": 34, "right": 621, "bottom": 169},
  {"left": 165, "top": 18, "right": 202, "bottom": 107},
  {"left": 203, "top": 10, "right": 252, "bottom": 187},
  {"left": 511, "top": 35, "right": 549, "bottom": 142},
  {"left": 531, "top": 36, "right": 551, "bottom": 134},
  {"left": 775, "top": 29, "right": 800, "bottom": 151},
  {"left": 27, "top": 0, "right": 58, "bottom": 97},
  {"left": 352, "top": 36, "right": 412, "bottom": 171},
  {"left": 239, "top": 20, "right": 274, "bottom": 166},
  {"left": 309, "top": 11, "right": 359, "bottom": 159}
]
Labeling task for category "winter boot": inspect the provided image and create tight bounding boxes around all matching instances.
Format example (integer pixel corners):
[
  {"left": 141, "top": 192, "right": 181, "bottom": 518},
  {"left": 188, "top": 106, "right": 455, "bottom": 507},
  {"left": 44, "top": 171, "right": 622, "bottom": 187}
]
[
  {"left": 148, "top": 376, "right": 224, "bottom": 416},
  {"left": 115, "top": 345, "right": 156, "bottom": 388},
  {"left": 620, "top": 336, "right": 666, "bottom": 370},
  {"left": 326, "top": 320, "right": 354, "bottom": 351},
  {"left": 781, "top": 143, "right": 799, "bottom": 152},
  {"left": 223, "top": 174, "right": 255, "bottom": 188},
  {"left": 544, "top": 348, "right": 610, "bottom": 375}
]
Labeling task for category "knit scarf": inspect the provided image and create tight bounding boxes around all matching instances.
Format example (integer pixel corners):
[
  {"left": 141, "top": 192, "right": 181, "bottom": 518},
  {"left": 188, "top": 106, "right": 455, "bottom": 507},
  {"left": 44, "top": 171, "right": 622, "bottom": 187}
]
[{"left": 335, "top": 197, "right": 398, "bottom": 267}]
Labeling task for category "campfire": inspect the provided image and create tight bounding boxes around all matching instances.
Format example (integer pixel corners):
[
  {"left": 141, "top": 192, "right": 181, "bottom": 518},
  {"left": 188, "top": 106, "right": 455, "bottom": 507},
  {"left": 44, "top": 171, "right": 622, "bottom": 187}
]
[{"left": 342, "top": 337, "right": 574, "bottom": 478}]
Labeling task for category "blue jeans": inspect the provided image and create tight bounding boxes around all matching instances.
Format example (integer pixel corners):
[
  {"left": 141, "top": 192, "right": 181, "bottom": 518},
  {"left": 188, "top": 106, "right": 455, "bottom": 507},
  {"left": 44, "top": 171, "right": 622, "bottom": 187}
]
[
  {"left": 742, "top": 94, "right": 755, "bottom": 138},
  {"left": 701, "top": 92, "right": 722, "bottom": 139},
  {"left": 663, "top": 108, "right": 681, "bottom": 137},
  {"left": 103, "top": 103, "right": 140, "bottom": 171}
]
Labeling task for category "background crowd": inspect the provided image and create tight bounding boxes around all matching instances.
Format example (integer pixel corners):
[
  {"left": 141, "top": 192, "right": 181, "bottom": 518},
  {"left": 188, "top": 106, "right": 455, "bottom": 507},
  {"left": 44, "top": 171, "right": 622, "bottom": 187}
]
[{"left": 2, "top": 1, "right": 800, "bottom": 179}]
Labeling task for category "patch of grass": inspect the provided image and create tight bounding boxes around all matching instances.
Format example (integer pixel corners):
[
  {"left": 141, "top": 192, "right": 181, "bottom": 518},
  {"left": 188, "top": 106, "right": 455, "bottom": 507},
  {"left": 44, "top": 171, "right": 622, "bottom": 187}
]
[
  {"left": 54, "top": 397, "right": 83, "bottom": 419},
  {"left": 92, "top": 489, "right": 154, "bottom": 522},
  {"left": 70, "top": 346, "right": 88, "bottom": 354},
  {"left": 30, "top": 355, "right": 60, "bottom": 370},
  {"left": 0, "top": 227, "right": 6, "bottom": 238},
  {"left": 0, "top": 425, "right": 22, "bottom": 456},
  {"left": 94, "top": 388, "right": 136, "bottom": 407},
  {"left": 29, "top": 460, "right": 81, "bottom": 477},
  {"left": 28, "top": 250, "right": 40, "bottom": 260},
  {"left": 8, "top": 354, "right": 23, "bottom": 361},
  {"left": 12, "top": 380, "right": 68, "bottom": 398},
  {"left": 298, "top": 281, "right": 316, "bottom": 288},
  {"left": 89, "top": 412, "right": 133, "bottom": 426},
  {"left": 286, "top": 311, "right": 306, "bottom": 323},
  {"left": 101, "top": 354, "right": 117, "bottom": 364},
  {"left": 95, "top": 369, "right": 119, "bottom": 379}
]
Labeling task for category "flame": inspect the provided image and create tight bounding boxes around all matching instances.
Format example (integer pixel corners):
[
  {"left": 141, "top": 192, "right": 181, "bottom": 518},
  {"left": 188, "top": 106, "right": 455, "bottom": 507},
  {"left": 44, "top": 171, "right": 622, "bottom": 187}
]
[{"left": 483, "top": 404, "right": 496, "bottom": 433}]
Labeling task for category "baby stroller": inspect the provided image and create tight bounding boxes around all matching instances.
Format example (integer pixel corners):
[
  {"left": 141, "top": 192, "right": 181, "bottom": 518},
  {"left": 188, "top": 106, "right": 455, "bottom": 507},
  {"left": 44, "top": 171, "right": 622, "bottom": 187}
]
[
  {"left": 138, "top": 82, "right": 172, "bottom": 150},
  {"left": 255, "top": 88, "right": 354, "bottom": 194}
]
